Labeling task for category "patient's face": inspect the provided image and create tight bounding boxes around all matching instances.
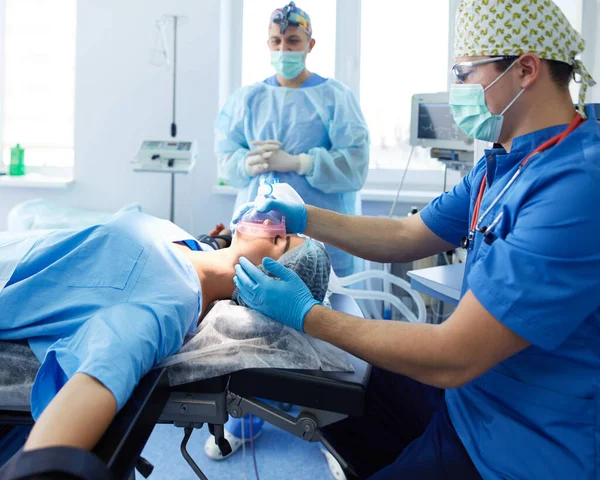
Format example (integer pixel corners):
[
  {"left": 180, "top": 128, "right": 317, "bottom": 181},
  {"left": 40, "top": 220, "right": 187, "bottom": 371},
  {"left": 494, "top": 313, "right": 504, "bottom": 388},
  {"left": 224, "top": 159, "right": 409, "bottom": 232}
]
[{"left": 231, "top": 231, "right": 305, "bottom": 265}]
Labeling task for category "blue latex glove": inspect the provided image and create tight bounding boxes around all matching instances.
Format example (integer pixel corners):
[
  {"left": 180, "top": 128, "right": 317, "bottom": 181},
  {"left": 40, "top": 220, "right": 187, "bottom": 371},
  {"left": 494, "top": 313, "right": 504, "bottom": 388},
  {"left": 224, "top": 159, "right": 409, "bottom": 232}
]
[
  {"left": 255, "top": 200, "right": 307, "bottom": 234},
  {"left": 230, "top": 199, "right": 307, "bottom": 234},
  {"left": 229, "top": 202, "right": 254, "bottom": 232},
  {"left": 234, "top": 256, "right": 318, "bottom": 332}
]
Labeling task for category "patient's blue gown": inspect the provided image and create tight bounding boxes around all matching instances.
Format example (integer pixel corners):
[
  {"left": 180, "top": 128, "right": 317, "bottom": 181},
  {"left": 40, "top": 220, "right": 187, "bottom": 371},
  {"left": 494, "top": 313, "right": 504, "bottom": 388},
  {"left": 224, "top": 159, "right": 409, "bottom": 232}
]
[{"left": 0, "top": 212, "right": 202, "bottom": 419}]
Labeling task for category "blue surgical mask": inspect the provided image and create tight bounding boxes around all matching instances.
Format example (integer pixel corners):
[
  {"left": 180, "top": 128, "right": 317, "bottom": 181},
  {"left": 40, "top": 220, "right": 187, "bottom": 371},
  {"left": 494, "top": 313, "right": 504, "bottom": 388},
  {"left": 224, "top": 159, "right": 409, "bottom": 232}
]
[
  {"left": 449, "top": 61, "right": 525, "bottom": 143},
  {"left": 270, "top": 51, "right": 305, "bottom": 80}
]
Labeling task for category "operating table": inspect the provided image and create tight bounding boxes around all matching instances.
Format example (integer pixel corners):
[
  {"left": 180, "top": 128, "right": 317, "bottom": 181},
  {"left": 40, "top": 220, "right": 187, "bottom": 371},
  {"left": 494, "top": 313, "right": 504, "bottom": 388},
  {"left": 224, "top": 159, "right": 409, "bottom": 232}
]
[{"left": 0, "top": 293, "right": 370, "bottom": 480}]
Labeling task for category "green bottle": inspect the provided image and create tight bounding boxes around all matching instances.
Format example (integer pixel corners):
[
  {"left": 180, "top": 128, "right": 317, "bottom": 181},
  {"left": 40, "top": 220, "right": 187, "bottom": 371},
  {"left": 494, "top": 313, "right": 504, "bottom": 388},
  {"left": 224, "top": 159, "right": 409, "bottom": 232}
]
[{"left": 9, "top": 144, "right": 25, "bottom": 176}]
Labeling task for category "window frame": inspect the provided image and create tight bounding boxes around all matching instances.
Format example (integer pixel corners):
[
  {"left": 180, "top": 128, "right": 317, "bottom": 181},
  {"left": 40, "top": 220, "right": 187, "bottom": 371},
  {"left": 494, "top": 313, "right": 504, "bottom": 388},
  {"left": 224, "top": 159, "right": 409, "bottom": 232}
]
[
  {"left": 580, "top": 0, "right": 598, "bottom": 104},
  {"left": 0, "top": 0, "right": 76, "bottom": 174}
]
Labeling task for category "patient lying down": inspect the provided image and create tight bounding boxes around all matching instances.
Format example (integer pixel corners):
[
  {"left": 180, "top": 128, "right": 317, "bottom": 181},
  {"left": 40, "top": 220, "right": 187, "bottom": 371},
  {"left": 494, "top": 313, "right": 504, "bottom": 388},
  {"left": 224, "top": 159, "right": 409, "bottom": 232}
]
[
  {"left": 165, "top": 226, "right": 346, "bottom": 387},
  {"left": 0, "top": 211, "right": 330, "bottom": 454}
]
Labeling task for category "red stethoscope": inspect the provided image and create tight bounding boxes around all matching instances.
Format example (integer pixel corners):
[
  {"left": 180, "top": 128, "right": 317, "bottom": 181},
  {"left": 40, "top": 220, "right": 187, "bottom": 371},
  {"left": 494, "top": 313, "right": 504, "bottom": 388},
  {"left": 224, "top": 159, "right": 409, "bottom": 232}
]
[{"left": 461, "top": 113, "right": 586, "bottom": 250}]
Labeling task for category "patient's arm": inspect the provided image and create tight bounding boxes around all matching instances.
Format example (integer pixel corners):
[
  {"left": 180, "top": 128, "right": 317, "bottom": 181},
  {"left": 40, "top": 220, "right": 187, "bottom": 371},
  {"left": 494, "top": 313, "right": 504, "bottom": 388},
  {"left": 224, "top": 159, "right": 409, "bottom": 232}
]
[
  {"left": 24, "top": 373, "right": 117, "bottom": 451},
  {"left": 198, "top": 224, "right": 232, "bottom": 249},
  {"left": 208, "top": 223, "right": 227, "bottom": 236}
]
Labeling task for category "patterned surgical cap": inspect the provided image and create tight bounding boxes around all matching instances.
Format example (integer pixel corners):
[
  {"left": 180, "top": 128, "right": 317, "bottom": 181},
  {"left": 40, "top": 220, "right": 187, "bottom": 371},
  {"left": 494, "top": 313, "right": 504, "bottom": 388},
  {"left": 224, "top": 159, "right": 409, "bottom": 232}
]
[
  {"left": 455, "top": 0, "right": 596, "bottom": 118},
  {"left": 270, "top": 2, "right": 312, "bottom": 37}
]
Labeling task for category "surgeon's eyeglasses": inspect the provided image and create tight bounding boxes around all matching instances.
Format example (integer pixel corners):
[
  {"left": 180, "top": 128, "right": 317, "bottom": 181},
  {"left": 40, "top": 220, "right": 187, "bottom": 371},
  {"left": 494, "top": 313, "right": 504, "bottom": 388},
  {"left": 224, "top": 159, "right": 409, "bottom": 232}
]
[{"left": 451, "top": 57, "right": 515, "bottom": 83}]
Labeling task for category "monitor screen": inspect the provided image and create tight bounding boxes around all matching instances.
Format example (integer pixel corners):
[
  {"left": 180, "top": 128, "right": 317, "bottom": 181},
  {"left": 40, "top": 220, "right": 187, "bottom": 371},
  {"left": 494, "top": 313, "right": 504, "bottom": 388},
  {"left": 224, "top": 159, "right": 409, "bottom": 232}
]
[{"left": 417, "top": 103, "right": 470, "bottom": 143}]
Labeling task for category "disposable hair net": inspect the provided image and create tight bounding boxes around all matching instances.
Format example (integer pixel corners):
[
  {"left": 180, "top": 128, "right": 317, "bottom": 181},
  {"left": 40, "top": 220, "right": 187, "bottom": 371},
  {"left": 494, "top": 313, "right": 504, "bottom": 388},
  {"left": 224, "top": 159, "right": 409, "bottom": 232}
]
[
  {"left": 232, "top": 239, "right": 331, "bottom": 306},
  {"left": 160, "top": 300, "right": 353, "bottom": 386}
]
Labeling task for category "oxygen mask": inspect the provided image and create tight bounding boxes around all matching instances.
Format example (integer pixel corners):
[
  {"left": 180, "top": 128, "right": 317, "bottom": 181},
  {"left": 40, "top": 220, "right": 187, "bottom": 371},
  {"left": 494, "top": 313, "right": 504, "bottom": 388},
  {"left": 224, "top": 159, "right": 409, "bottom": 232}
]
[{"left": 236, "top": 207, "right": 286, "bottom": 238}]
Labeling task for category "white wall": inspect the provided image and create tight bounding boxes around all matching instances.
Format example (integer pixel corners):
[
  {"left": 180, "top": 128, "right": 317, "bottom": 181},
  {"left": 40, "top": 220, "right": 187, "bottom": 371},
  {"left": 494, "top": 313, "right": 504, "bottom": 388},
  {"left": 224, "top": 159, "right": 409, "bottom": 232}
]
[
  {"left": 582, "top": 0, "right": 600, "bottom": 103},
  {"left": 0, "top": 0, "right": 233, "bottom": 233}
]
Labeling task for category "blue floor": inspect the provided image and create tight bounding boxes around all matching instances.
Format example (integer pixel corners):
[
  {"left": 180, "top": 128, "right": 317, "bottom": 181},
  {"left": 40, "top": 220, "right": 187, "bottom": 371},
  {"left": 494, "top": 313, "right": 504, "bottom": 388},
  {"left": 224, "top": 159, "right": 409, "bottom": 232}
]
[{"left": 140, "top": 413, "right": 333, "bottom": 479}]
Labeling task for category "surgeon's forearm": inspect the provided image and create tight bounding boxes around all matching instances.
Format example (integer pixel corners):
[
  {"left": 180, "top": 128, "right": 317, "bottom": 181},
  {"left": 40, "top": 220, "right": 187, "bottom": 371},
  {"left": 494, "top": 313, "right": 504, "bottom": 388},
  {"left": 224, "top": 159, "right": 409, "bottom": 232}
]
[
  {"left": 304, "top": 206, "right": 454, "bottom": 264},
  {"left": 305, "top": 290, "right": 530, "bottom": 389},
  {"left": 304, "top": 306, "right": 468, "bottom": 389},
  {"left": 24, "top": 373, "right": 117, "bottom": 451}
]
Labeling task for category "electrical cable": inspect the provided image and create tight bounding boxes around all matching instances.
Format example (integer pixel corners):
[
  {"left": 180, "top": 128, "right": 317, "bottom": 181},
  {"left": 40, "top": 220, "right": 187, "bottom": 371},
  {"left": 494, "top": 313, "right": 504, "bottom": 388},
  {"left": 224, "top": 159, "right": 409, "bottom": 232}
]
[
  {"left": 431, "top": 298, "right": 453, "bottom": 323},
  {"left": 388, "top": 146, "right": 416, "bottom": 218},
  {"left": 241, "top": 415, "right": 247, "bottom": 480},
  {"left": 249, "top": 415, "right": 260, "bottom": 480}
]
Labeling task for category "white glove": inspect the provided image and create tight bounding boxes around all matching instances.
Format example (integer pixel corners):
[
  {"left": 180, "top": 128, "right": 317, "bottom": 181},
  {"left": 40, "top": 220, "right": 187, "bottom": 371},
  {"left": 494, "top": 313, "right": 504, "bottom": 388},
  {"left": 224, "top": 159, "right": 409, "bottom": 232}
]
[
  {"left": 245, "top": 152, "right": 269, "bottom": 176},
  {"left": 248, "top": 140, "right": 313, "bottom": 176},
  {"left": 250, "top": 140, "right": 282, "bottom": 150},
  {"left": 245, "top": 140, "right": 282, "bottom": 177}
]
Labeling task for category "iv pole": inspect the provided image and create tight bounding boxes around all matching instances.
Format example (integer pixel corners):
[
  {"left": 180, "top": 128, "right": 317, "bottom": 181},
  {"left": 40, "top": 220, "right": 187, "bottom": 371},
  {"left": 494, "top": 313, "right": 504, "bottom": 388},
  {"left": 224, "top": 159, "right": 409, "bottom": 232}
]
[
  {"left": 137, "top": 15, "right": 195, "bottom": 224},
  {"left": 168, "top": 15, "right": 179, "bottom": 223}
]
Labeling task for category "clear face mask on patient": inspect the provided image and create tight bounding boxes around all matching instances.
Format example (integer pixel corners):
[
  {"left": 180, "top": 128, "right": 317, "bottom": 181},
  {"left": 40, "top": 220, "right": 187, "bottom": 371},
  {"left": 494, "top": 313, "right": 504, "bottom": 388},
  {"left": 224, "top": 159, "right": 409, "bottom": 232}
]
[
  {"left": 235, "top": 208, "right": 286, "bottom": 238},
  {"left": 236, "top": 177, "right": 287, "bottom": 238}
]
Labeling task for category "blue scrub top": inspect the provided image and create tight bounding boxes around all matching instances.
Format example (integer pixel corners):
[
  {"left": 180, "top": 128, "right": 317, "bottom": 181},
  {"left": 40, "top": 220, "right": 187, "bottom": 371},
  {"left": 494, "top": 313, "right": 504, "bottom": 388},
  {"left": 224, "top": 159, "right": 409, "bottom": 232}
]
[
  {"left": 0, "top": 212, "right": 202, "bottom": 419},
  {"left": 420, "top": 113, "right": 600, "bottom": 479}
]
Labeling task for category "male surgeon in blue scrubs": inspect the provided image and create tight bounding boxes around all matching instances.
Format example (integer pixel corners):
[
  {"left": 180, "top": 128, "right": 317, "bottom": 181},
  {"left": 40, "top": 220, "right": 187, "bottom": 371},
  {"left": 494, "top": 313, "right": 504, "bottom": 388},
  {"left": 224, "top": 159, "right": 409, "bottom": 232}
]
[{"left": 233, "top": 0, "right": 600, "bottom": 478}]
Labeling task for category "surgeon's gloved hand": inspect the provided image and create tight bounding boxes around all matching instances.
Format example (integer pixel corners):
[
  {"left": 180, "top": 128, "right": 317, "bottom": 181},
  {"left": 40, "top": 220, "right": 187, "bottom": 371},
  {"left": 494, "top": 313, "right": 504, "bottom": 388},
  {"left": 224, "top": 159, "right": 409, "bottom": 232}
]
[
  {"left": 256, "top": 200, "right": 307, "bottom": 234},
  {"left": 245, "top": 152, "right": 269, "bottom": 177},
  {"left": 250, "top": 140, "right": 282, "bottom": 150},
  {"left": 249, "top": 140, "right": 313, "bottom": 176},
  {"left": 268, "top": 150, "right": 313, "bottom": 175},
  {"left": 234, "top": 257, "right": 319, "bottom": 332},
  {"left": 229, "top": 202, "right": 255, "bottom": 232},
  {"left": 245, "top": 140, "right": 282, "bottom": 176}
]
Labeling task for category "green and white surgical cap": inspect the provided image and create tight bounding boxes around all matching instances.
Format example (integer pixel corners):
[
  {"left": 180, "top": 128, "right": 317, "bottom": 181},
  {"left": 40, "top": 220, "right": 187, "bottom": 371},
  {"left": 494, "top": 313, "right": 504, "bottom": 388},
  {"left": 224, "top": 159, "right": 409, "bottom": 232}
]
[{"left": 454, "top": 0, "right": 596, "bottom": 118}]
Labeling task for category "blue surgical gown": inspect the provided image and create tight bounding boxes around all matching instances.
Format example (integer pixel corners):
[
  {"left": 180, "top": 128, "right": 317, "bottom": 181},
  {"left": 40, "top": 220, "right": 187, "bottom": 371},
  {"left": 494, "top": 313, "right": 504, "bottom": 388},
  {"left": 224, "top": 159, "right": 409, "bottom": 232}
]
[
  {"left": 420, "top": 111, "right": 600, "bottom": 479},
  {"left": 215, "top": 74, "right": 370, "bottom": 277},
  {"left": 0, "top": 212, "right": 202, "bottom": 419}
]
